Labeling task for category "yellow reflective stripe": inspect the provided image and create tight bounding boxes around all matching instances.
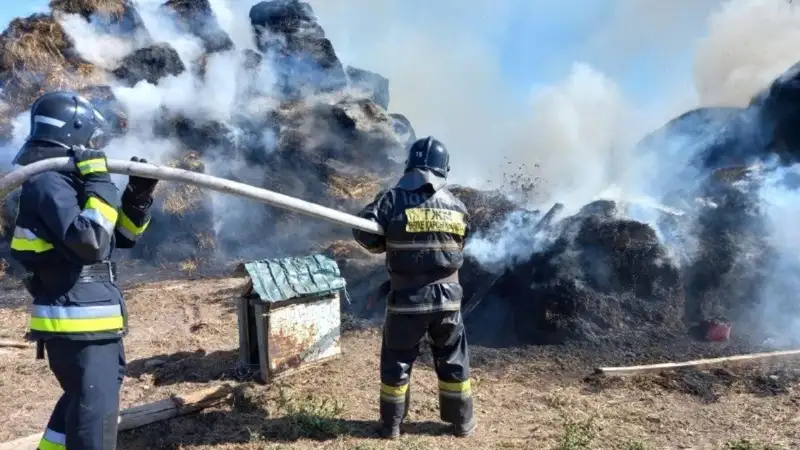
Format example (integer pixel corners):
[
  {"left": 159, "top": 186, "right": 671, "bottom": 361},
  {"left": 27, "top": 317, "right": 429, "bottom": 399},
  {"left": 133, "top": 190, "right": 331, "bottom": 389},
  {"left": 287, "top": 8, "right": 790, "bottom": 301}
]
[
  {"left": 76, "top": 158, "right": 107, "bottom": 175},
  {"left": 438, "top": 379, "right": 471, "bottom": 392},
  {"left": 85, "top": 196, "right": 119, "bottom": 225},
  {"left": 38, "top": 439, "right": 66, "bottom": 450},
  {"left": 10, "top": 226, "right": 54, "bottom": 253},
  {"left": 30, "top": 316, "right": 124, "bottom": 333},
  {"left": 405, "top": 208, "right": 466, "bottom": 235},
  {"left": 11, "top": 237, "right": 54, "bottom": 252},
  {"left": 116, "top": 212, "right": 149, "bottom": 238},
  {"left": 380, "top": 383, "right": 408, "bottom": 397},
  {"left": 38, "top": 429, "right": 66, "bottom": 450},
  {"left": 80, "top": 197, "right": 117, "bottom": 235}
]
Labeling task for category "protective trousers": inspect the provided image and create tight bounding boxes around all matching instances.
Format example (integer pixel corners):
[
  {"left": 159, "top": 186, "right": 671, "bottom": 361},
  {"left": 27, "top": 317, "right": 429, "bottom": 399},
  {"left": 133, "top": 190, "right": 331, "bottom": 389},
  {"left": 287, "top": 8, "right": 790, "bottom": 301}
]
[
  {"left": 379, "top": 310, "right": 473, "bottom": 428},
  {"left": 38, "top": 339, "right": 126, "bottom": 450}
]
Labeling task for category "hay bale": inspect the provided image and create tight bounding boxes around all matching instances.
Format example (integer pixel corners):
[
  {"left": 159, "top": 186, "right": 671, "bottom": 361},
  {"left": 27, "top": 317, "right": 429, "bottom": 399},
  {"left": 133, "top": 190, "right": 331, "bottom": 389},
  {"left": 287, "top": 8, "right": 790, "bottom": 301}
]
[
  {"left": 496, "top": 200, "right": 684, "bottom": 346},
  {"left": 112, "top": 42, "right": 186, "bottom": 86},
  {"left": 0, "top": 14, "right": 82, "bottom": 110},
  {"left": 50, "top": 0, "right": 128, "bottom": 20},
  {"left": 162, "top": 0, "right": 234, "bottom": 53},
  {"left": 0, "top": 14, "right": 72, "bottom": 74},
  {"left": 346, "top": 66, "right": 389, "bottom": 110},
  {"left": 249, "top": 0, "right": 347, "bottom": 95},
  {"left": 39, "top": 62, "right": 107, "bottom": 95},
  {"left": 450, "top": 186, "right": 522, "bottom": 234}
]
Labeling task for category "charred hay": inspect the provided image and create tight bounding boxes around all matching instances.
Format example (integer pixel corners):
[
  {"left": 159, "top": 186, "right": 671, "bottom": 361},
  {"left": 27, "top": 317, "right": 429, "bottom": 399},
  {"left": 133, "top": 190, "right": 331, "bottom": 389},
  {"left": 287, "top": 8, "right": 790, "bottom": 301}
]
[
  {"left": 112, "top": 42, "right": 185, "bottom": 86},
  {"left": 485, "top": 201, "right": 685, "bottom": 347}
]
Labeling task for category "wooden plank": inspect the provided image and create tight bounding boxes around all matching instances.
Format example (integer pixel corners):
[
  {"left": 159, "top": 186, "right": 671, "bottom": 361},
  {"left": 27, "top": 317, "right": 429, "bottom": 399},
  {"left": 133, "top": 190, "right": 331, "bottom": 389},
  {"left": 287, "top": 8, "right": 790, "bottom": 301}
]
[
  {"left": 0, "top": 340, "right": 30, "bottom": 349},
  {"left": 596, "top": 349, "right": 800, "bottom": 376},
  {"left": 0, "top": 384, "right": 234, "bottom": 450},
  {"left": 255, "top": 303, "right": 270, "bottom": 384}
]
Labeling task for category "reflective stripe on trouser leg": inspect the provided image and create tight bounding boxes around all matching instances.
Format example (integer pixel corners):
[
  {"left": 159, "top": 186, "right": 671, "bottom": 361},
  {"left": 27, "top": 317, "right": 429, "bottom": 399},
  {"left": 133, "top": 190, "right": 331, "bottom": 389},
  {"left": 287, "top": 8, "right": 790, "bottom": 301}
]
[
  {"left": 38, "top": 428, "right": 66, "bottom": 450},
  {"left": 379, "top": 382, "right": 409, "bottom": 427},
  {"left": 40, "top": 391, "right": 68, "bottom": 450},
  {"left": 438, "top": 379, "right": 474, "bottom": 424}
]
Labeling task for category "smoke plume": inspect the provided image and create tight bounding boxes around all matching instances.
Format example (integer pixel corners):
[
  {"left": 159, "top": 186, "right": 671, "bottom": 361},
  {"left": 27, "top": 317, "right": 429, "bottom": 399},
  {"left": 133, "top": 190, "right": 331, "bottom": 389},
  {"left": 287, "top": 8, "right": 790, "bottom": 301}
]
[{"left": 5, "top": 0, "right": 800, "bottom": 343}]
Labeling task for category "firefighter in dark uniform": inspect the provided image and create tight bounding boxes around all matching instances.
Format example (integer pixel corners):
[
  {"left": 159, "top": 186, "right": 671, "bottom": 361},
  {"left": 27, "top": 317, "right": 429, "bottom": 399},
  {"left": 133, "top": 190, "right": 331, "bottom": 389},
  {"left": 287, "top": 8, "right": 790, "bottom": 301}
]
[
  {"left": 353, "top": 136, "right": 476, "bottom": 439},
  {"left": 9, "top": 91, "right": 157, "bottom": 450}
]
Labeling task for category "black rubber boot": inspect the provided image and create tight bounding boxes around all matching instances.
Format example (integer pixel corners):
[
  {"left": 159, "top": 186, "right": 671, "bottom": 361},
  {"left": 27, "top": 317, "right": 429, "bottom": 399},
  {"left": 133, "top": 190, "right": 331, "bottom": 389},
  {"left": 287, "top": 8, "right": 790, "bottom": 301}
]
[
  {"left": 453, "top": 417, "right": 477, "bottom": 437},
  {"left": 379, "top": 423, "right": 401, "bottom": 439}
]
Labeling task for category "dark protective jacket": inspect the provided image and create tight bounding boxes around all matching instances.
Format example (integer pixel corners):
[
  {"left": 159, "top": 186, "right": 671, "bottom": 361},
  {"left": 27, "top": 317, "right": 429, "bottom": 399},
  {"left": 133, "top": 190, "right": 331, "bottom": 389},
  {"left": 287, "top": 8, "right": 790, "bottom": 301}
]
[
  {"left": 10, "top": 170, "right": 153, "bottom": 341},
  {"left": 353, "top": 169, "right": 470, "bottom": 314}
]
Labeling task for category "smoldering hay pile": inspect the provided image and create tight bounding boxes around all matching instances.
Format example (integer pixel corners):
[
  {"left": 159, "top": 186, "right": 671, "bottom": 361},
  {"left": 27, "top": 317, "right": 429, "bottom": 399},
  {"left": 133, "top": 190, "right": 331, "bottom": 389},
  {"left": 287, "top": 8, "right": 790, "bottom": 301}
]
[
  {"left": 0, "top": 0, "right": 797, "bottom": 357},
  {"left": 0, "top": 0, "right": 417, "bottom": 264}
]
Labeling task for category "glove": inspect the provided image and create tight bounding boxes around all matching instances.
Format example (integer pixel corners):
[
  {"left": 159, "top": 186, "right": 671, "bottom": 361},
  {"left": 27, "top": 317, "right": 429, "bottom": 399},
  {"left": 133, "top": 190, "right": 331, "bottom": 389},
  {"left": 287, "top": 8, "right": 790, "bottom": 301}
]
[
  {"left": 126, "top": 156, "right": 158, "bottom": 199},
  {"left": 69, "top": 146, "right": 109, "bottom": 180}
]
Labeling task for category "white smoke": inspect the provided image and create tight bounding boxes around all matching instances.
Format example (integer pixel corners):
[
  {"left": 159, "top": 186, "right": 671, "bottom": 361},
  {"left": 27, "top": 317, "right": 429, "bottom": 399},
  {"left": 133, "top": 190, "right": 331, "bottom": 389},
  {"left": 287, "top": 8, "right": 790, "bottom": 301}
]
[
  {"left": 7, "top": 0, "right": 800, "bottom": 282},
  {"left": 694, "top": 0, "right": 800, "bottom": 106}
]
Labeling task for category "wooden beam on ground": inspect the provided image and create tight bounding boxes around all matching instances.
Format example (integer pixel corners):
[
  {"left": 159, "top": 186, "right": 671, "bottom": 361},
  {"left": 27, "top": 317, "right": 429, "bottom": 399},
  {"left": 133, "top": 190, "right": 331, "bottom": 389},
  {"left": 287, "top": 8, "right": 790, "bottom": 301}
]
[
  {"left": 0, "top": 340, "right": 30, "bottom": 349},
  {"left": 596, "top": 349, "right": 800, "bottom": 377},
  {"left": 0, "top": 384, "right": 234, "bottom": 450}
]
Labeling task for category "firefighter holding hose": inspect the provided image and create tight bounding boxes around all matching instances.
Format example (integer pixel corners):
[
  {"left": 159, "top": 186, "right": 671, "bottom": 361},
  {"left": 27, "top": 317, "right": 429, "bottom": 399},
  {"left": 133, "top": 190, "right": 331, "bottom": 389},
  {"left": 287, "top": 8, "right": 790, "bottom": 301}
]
[
  {"left": 353, "top": 136, "right": 476, "bottom": 439},
  {"left": 10, "top": 91, "right": 157, "bottom": 450}
]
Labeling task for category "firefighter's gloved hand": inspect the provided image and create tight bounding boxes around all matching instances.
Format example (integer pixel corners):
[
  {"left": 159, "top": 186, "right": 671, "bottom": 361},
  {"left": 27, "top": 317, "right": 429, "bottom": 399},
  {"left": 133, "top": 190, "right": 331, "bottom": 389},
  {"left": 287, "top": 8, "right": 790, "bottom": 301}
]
[
  {"left": 126, "top": 156, "right": 159, "bottom": 199},
  {"left": 69, "top": 146, "right": 110, "bottom": 180}
]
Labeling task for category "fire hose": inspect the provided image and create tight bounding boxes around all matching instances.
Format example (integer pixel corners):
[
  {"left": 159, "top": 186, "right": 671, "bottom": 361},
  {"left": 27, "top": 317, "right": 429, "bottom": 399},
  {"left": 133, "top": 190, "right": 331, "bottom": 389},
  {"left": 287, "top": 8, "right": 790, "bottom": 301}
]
[{"left": 0, "top": 157, "right": 385, "bottom": 235}]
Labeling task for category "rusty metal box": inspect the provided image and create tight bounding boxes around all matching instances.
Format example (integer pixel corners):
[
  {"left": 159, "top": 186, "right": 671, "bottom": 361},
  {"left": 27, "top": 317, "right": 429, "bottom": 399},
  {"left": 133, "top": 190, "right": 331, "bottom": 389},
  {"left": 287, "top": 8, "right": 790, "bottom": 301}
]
[{"left": 236, "top": 255, "right": 345, "bottom": 383}]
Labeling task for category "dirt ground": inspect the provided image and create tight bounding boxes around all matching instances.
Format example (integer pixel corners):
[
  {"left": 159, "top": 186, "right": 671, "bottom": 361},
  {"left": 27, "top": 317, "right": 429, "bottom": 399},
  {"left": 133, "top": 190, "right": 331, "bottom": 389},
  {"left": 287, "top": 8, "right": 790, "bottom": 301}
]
[{"left": 0, "top": 276, "right": 799, "bottom": 450}]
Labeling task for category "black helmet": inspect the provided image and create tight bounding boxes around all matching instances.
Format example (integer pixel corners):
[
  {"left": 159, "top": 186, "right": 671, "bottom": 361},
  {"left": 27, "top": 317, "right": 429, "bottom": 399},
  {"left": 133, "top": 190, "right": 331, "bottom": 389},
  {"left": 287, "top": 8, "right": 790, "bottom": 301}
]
[
  {"left": 13, "top": 91, "right": 111, "bottom": 165},
  {"left": 405, "top": 136, "right": 449, "bottom": 178}
]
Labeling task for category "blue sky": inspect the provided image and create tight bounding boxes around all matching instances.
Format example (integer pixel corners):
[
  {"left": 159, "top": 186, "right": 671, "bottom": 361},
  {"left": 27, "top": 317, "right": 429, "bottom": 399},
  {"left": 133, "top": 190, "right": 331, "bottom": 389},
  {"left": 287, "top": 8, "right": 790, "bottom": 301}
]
[{"left": 0, "top": 0, "right": 714, "bottom": 105}]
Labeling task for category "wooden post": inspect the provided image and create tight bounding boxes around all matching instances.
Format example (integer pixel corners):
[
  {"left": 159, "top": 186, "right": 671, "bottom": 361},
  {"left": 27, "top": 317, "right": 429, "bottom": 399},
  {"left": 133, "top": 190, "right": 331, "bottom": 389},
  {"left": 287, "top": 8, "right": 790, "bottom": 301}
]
[
  {"left": 0, "top": 384, "right": 234, "bottom": 450},
  {"left": 596, "top": 349, "right": 800, "bottom": 376}
]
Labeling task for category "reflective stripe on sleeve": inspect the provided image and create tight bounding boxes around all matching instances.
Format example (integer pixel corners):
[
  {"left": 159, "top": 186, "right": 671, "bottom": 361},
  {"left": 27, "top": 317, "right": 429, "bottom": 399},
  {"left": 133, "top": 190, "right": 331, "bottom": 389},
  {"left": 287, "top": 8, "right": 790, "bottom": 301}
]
[
  {"left": 10, "top": 226, "right": 54, "bottom": 253},
  {"left": 30, "top": 304, "right": 124, "bottom": 334},
  {"left": 116, "top": 212, "right": 150, "bottom": 240},
  {"left": 38, "top": 428, "right": 66, "bottom": 450},
  {"left": 80, "top": 196, "right": 118, "bottom": 235},
  {"left": 75, "top": 158, "right": 107, "bottom": 176}
]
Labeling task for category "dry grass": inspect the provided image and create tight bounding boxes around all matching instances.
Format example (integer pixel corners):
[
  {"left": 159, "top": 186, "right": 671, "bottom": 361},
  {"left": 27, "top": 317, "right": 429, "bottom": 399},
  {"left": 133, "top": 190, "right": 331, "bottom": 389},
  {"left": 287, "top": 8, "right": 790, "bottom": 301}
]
[
  {"left": 50, "top": 0, "right": 128, "bottom": 19},
  {"left": 0, "top": 277, "right": 798, "bottom": 449},
  {"left": 179, "top": 258, "right": 199, "bottom": 272},
  {"left": 161, "top": 183, "right": 204, "bottom": 215},
  {"left": 327, "top": 173, "right": 383, "bottom": 201}
]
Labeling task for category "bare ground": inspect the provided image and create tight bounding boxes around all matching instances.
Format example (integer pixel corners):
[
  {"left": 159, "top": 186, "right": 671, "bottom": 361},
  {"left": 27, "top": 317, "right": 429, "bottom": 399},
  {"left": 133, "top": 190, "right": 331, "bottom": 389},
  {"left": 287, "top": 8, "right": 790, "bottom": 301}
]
[{"left": 0, "top": 276, "right": 798, "bottom": 450}]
